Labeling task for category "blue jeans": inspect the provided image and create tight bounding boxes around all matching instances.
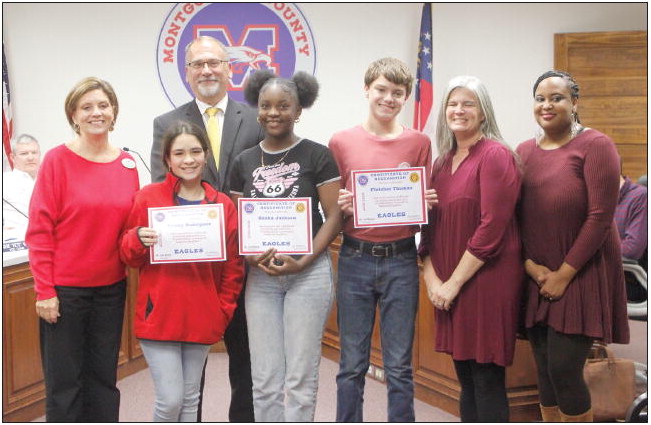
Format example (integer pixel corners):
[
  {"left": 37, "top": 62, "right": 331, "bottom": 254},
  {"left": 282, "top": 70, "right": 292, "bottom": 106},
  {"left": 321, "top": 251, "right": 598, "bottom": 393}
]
[
  {"left": 140, "top": 340, "right": 211, "bottom": 422},
  {"left": 335, "top": 241, "right": 419, "bottom": 422},
  {"left": 246, "top": 252, "right": 334, "bottom": 422}
]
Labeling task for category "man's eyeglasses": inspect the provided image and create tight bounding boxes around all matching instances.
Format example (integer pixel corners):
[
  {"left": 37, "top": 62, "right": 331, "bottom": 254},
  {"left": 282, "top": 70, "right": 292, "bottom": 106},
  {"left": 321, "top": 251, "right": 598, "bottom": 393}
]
[{"left": 186, "top": 59, "right": 229, "bottom": 70}]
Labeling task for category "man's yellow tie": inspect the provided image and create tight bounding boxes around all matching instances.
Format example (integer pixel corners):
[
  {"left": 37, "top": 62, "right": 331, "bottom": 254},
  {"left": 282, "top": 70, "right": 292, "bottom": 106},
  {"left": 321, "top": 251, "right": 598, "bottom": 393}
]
[{"left": 206, "top": 107, "right": 221, "bottom": 169}]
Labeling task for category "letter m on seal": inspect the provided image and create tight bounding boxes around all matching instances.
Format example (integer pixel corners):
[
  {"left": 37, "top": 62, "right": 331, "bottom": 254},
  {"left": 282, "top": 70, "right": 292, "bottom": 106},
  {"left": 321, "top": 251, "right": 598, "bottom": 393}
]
[{"left": 195, "top": 25, "right": 280, "bottom": 91}]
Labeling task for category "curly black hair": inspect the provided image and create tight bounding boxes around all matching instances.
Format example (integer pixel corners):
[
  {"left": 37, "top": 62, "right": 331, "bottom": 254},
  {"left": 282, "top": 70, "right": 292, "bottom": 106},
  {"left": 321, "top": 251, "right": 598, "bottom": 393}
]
[{"left": 243, "top": 70, "right": 319, "bottom": 109}]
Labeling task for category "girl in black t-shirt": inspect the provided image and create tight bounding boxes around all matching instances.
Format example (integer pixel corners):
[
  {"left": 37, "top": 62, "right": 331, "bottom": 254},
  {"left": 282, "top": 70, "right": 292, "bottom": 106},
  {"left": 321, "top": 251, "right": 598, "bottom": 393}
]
[{"left": 229, "top": 71, "right": 341, "bottom": 422}]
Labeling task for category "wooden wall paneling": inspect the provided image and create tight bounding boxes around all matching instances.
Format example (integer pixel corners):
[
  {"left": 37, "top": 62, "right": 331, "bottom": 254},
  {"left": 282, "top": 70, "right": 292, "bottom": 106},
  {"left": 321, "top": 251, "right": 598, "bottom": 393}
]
[
  {"left": 555, "top": 31, "right": 647, "bottom": 70},
  {"left": 578, "top": 96, "right": 647, "bottom": 142},
  {"left": 369, "top": 311, "right": 383, "bottom": 366},
  {"left": 118, "top": 305, "right": 130, "bottom": 366},
  {"left": 413, "top": 281, "right": 460, "bottom": 415},
  {"left": 2, "top": 263, "right": 45, "bottom": 421},
  {"left": 322, "top": 239, "right": 340, "bottom": 351},
  {"left": 127, "top": 267, "right": 143, "bottom": 360},
  {"left": 555, "top": 31, "right": 648, "bottom": 180},
  {"left": 617, "top": 144, "right": 649, "bottom": 181}
]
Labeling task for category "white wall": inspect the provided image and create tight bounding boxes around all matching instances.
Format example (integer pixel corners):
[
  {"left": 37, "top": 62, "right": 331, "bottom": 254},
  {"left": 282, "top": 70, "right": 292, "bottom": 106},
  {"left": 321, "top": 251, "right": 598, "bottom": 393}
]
[
  {"left": 431, "top": 3, "right": 648, "bottom": 150},
  {"left": 2, "top": 3, "right": 646, "bottom": 185}
]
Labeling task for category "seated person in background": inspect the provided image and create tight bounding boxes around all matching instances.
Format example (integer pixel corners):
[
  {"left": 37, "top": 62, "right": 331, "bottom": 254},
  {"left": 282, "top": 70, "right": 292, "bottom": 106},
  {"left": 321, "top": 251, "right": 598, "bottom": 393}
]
[
  {"left": 637, "top": 174, "right": 647, "bottom": 187},
  {"left": 3, "top": 134, "right": 41, "bottom": 239},
  {"left": 615, "top": 167, "right": 647, "bottom": 264},
  {"left": 616, "top": 168, "right": 647, "bottom": 308}
]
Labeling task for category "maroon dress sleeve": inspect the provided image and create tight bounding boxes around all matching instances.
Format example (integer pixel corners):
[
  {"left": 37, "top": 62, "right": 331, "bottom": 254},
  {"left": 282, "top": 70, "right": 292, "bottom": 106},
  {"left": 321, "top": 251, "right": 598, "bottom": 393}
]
[
  {"left": 467, "top": 145, "right": 521, "bottom": 261},
  {"left": 564, "top": 134, "right": 620, "bottom": 270}
]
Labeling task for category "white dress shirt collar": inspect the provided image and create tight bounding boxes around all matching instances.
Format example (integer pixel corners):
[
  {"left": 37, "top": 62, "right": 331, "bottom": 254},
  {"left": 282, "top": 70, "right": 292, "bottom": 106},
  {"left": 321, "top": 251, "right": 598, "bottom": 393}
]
[{"left": 195, "top": 96, "right": 229, "bottom": 117}]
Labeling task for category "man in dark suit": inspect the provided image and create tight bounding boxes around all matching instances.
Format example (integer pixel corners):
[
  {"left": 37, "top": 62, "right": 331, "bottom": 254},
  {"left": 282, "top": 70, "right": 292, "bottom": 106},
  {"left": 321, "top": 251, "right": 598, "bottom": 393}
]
[{"left": 151, "top": 35, "right": 263, "bottom": 422}]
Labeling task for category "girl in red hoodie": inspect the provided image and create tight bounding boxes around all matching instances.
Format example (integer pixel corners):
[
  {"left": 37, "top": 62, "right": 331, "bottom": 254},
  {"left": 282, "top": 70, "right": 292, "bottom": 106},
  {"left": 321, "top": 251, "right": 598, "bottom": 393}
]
[{"left": 120, "top": 121, "right": 244, "bottom": 421}]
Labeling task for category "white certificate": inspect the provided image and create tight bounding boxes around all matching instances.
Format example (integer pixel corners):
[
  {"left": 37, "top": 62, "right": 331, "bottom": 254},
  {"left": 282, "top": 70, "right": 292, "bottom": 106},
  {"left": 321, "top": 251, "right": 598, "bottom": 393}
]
[
  {"left": 238, "top": 198, "right": 313, "bottom": 255},
  {"left": 149, "top": 204, "right": 226, "bottom": 264},
  {"left": 352, "top": 167, "right": 428, "bottom": 228}
]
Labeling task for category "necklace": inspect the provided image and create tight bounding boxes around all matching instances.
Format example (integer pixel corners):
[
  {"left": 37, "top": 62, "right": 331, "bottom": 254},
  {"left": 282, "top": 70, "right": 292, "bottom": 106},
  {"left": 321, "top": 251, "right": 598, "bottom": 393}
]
[
  {"left": 260, "top": 143, "right": 292, "bottom": 167},
  {"left": 260, "top": 149, "right": 290, "bottom": 167}
]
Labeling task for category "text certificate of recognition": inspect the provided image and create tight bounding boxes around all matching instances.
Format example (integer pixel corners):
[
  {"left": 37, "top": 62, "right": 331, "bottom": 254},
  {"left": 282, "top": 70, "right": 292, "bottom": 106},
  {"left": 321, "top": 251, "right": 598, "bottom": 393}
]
[
  {"left": 238, "top": 198, "right": 313, "bottom": 255},
  {"left": 352, "top": 167, "right": 428, "bottom": 228},
  {"left": 149, "top": 204, "right": 226, "bottom": 264}
]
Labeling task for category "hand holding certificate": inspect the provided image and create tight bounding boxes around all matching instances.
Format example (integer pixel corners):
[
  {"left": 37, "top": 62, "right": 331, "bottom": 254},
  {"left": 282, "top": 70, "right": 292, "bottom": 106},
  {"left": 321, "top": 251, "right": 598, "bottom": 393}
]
[
  {"left": 352, "top": 167, "right": 428, "bottom": 228},
  {"left": 149, "top": 204, "right": 226, "bottom": 264},
  {"left": 238, "top": 198, "right": 313, "bottom": 255}
]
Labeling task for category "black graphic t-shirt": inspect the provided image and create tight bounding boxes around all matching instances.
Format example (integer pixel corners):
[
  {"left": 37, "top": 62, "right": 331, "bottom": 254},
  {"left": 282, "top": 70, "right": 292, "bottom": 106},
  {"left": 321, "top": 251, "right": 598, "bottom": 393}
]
[{"left": 229, "top": 138, "right": 340, "bottom": 236}]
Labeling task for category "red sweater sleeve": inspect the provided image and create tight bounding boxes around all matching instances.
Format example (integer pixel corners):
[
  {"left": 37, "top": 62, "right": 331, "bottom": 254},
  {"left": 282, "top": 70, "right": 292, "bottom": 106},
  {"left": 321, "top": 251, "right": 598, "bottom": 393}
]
[
  {"left": 564, "top": 135, "right": 620, "bottom": 270},
  {"left": 214, "top": 196, "right": 245, "bottom": 323},
  {"left": 119, "top": 191, "right": 150, "bottom": 268},
  {"left": 26, "top": 155, "right": 59, "bottom": 300},
  {"left": 467, "top": 146, "right": 521, "bottom": 261}
]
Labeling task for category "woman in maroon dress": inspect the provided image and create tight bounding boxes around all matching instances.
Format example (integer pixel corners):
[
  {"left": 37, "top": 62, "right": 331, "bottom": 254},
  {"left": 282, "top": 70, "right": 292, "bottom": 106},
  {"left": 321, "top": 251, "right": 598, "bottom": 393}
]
[
  {"left": 419, "top": 76, "right": 523, "bottom": 422},
  {"left": 517, "top": 70, "right": 630, "bottom": 422}
]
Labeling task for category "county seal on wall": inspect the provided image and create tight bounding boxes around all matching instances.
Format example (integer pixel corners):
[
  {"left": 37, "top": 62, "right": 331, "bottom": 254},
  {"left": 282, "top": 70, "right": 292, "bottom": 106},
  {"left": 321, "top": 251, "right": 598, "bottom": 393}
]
[{"left": 156, "top": 2, "right": 317, "bottom": 107}]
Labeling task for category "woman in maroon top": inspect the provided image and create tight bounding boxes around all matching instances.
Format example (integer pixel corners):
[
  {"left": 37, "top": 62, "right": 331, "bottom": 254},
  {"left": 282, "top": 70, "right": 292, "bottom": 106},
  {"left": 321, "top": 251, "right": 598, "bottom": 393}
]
[
  {"left": 419, "top": 76, "right": 523, "bottom": 422},
  {"left": 517, "top": 71, "right": 630, "bottom": 422}
]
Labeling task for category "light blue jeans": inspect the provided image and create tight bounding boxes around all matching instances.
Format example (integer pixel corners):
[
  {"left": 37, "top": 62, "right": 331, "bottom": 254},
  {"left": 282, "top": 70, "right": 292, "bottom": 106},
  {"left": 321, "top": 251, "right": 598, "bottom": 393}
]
[
  {"left": 245, "top": 252, "right": 334, "bottom": 422},
  {"left": 139, "top": 340, "right": 211, "bottom": 422}
]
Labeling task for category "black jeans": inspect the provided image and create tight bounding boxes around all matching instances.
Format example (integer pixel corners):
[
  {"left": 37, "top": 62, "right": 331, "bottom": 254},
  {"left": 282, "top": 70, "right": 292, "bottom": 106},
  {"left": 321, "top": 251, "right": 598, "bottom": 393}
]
[
  {"left": 40, "top": 280, "right": 126, "bottom": 422},
  {"left": 527, "top": 325, "right": 593, "bottom": 415},
  {"left": 453, "top": 359, "right": 509, "bottom": 422},
  {"left": 197, "top": 287, "right": 254, "bottom": 422}
]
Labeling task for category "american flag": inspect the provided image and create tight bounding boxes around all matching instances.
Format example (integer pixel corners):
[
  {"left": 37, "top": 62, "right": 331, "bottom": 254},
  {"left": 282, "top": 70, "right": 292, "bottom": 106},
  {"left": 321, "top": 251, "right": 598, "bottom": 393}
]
[
  {"left": 413, "top": 3, "right": 433, "bottom": 134},
  {"left": 3, "top": 42, "right": 13, "bottom": 171}
]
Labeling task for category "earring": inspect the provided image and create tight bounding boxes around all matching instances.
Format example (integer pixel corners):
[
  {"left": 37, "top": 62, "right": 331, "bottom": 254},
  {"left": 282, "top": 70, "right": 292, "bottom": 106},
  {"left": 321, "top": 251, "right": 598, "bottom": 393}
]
[
  {"left": 295, "top": 117, "right": 300, "bottom": 123},
  {"left": 534, "top": 125, "right": 545, "bottom": 145},
  {"left": 570, "top": 113, "right": 582, "bottom": 140},
  {"left": 109, "top": 121, "right": 115, "bottom": 132},
  {"left": 256, "top": 116, "right": 261, "bottom": 123},
  {"left": 73, "top": 123, "right": 80, "bottom": 133}
]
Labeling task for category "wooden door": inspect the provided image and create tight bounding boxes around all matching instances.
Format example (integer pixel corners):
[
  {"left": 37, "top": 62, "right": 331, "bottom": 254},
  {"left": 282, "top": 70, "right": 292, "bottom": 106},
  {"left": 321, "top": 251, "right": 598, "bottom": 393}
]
[{"left": 555, "top": 31, "right": 647, "bottom": 180}]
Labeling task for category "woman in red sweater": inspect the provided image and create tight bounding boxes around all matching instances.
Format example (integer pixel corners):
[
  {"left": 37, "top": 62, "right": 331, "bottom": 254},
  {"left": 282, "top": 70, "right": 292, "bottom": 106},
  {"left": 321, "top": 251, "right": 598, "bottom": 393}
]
[
  {"left": 517, "top": 71, "right": 629, "bottom": 422},
  {"left": 26, "top": 77, "right": 140, "bottom": 421},
  {"left": 120, "top": 121, "right": 244, "bottom": 422}
]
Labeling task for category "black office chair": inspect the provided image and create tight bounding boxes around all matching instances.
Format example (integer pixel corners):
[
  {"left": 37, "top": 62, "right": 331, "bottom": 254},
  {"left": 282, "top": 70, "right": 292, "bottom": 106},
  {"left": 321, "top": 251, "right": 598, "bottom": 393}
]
[
  {"left": 623, "top": 250, "right": 648, "bottom": 422},
  {"left": 624, "top": 257, "right": 647, "bottom": 320},
  {"left": 625, "top": 392, "right": 647, "bottom": 422}
]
